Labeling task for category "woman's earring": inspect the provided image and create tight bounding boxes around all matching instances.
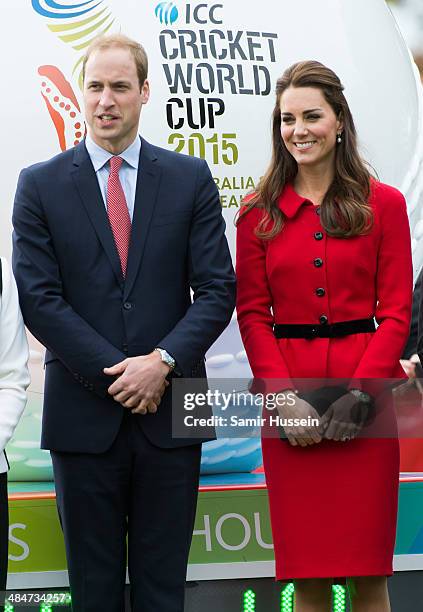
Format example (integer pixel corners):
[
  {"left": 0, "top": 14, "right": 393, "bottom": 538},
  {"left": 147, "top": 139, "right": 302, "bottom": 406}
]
[{"left": 337, "top": 133, "right": 342, "bottom": 144}]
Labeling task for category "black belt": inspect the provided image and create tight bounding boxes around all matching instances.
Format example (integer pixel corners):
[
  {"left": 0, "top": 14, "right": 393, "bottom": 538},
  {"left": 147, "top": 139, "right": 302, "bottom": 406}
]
[{"left": 273, "top": 318, "right": 376, "bottom": 339}]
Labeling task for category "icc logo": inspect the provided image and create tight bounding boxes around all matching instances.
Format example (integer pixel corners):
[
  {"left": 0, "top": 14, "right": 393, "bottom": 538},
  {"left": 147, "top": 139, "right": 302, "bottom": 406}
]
[{"left": 155, "top": 2, "right": 179, "bottom": 25}]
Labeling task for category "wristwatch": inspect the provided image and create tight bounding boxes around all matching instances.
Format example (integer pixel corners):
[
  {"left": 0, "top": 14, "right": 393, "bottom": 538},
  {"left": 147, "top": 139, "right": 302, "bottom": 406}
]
[
  {"left": 154, "top": 347, "right": 176, "bottom": 371},
  {"left": 349, "top": 388, "right": 372, "bottom": 404}
]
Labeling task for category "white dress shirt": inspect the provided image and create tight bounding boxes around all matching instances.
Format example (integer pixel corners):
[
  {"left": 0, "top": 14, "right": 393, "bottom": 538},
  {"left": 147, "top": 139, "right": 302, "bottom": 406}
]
[
  {"left": 0, "top": 258, "right": 30, "bottom": 473},
  {"left": 85, "top": 135, "right": 141, "bottom": 222}
]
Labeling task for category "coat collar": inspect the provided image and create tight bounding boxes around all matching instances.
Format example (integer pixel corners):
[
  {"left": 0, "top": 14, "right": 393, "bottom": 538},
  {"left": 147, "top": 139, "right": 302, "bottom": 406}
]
[
  {"left": 277, "top": 183, "right": 311, "bottom": 218},
  {"left": 84, "top": 134, "right": 141, "bottom": 172},
  {"left": 123, "top": 137, "right": 161, "bottom": 299},
  {"left": 71, "top": 141, "right": 124, "bottom": 286},
  {"left": 71, "top": 138, "right": 161, "bottom": 295},
  {"left": 72, "top": 137, "right": 149, "bottom": 167}
]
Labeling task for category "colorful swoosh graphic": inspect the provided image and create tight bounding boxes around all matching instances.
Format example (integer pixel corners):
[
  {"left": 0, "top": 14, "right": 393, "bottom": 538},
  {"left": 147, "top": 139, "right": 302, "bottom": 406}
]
[
  {"left": 38, "top": 65, "right": 85, "bottom": 151},
  {"left": 32, "top": 0, "right": 104, "bottom": 20},
  {"left": 32, "top": 0, "right": 115, "bottom": 55},
  {"left": 32, "top": 0, "right": 118, "bottom": 150},
  {"left": 33, "top": 0, "right": 115, "bottom": 85}
]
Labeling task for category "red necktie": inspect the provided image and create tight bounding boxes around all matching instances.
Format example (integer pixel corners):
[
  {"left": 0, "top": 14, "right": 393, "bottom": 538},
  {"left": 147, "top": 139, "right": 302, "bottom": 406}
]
[{"left": 107, "top": 156, "right": 131, "bottom": 277}]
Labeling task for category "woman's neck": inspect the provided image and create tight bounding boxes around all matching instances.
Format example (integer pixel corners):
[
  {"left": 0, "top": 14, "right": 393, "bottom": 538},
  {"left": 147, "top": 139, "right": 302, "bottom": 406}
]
[{"left": 294, "top": 164, "right": 335, "bottom": 206}]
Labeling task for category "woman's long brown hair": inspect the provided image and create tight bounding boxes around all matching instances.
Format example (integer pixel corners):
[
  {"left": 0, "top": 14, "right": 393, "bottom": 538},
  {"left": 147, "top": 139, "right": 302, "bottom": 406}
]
[{"left": 237, "top": 60, "right": 373, "bottom": 239}]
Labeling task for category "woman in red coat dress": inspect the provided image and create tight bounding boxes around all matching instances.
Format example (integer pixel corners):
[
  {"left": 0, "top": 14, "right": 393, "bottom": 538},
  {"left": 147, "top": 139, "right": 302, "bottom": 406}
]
[{"left": 236, "top": 61, "right": 413, "bottom": 611}]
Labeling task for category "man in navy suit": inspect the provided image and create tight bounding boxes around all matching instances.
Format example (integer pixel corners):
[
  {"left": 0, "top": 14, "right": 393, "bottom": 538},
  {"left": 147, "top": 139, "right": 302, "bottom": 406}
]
[{"left": 12, "top": 34, "right": 235, "bottom": 612}]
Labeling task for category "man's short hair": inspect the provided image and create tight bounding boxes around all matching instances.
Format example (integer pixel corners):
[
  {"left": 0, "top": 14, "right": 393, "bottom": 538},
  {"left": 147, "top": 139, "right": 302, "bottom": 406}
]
[{"left": 82, "top": 34, "right": 148, "bottom": 90}]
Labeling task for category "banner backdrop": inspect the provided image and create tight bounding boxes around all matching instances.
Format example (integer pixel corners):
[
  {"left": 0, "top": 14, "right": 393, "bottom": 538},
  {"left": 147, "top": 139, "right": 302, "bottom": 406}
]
[{"left": 2, "top": 0, "right": 423, "bottom": 478}]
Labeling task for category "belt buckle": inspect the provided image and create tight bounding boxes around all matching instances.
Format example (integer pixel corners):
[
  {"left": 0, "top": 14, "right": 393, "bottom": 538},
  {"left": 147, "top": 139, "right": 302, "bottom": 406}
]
[{"left": 307, "top": 326, "right": 318, "bottom": 340}]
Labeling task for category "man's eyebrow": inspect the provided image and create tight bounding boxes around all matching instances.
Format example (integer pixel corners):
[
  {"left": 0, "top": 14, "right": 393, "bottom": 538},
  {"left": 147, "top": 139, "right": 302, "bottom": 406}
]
[{"left": 85, "top": 79, "right": 132, "bottom": 87}]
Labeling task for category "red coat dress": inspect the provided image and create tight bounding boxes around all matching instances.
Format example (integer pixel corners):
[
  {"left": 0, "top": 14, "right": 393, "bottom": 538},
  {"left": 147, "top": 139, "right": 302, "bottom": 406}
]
[{"left": 236, "top": 181, "right": 413, "bottom": 579}]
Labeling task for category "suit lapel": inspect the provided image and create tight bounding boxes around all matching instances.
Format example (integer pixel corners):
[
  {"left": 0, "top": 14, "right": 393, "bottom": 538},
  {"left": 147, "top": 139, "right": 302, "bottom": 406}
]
[
  {"left": 124, "top": 138, "right": 161, "bottom": 299},
  {"left": 71, "top": 142, "right": 123, "bottom": 285}
]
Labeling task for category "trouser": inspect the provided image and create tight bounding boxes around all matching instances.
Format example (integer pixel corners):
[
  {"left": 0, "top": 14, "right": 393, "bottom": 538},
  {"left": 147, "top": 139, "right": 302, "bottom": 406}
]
[
  {"left": 0, "top": 471, "right": 8, "bottom": 609},
  {"left": 51, "top": 412, "right": 202, "bottom": 612}
]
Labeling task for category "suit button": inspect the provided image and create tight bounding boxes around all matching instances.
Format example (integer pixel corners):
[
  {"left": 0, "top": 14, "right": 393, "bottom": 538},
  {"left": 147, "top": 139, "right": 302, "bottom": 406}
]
[
  {"left": 123, "top": 302, "right": 133, "bottom": 310},
  {"left": 314, "top": 232, "right": 323, "bottom": 240},
  {"left": 319, "top": 315, "right": 328, "bottom": 325},
  {"left": 316, "top": 287, "right": 325, "bottom": 297},
  {"left": 315, "top": 206, "right": 321, "bottom": 215},
  {"left": 314, "top": 258, "right": 323, "bottom": 268}
]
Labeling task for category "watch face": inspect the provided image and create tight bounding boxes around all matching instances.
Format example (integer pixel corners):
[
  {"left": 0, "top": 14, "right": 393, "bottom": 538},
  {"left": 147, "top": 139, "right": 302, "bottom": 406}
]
[
  {"left": 158, "top": 349, "right": 175, "bottom": 368},
  {"left": 166, "top": 354, "right": 176, "bottom": 368}
]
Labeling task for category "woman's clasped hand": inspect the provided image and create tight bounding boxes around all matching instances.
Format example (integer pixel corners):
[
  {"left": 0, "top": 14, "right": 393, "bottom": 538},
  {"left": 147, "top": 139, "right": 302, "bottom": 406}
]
[
  {"left": 276, "top": 390, "right": 366, "bottom": 445},
  {"left": 275, "top": 393, "right": 323, "bottom": 446}
]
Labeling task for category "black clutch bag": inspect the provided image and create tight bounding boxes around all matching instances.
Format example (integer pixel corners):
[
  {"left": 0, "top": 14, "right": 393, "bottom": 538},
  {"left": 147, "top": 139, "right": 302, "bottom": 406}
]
[
  {"left": 297, "top": 385, "right": 349, "bottom": 417},
  {"left": 279, "top": 386, "right": 375, "bottom": 441}
]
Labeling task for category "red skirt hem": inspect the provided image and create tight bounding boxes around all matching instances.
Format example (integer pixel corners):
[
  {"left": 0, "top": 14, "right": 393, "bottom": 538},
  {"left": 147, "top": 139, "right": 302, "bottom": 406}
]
[{"left": 275, "top": 565, "right": 394, "bottom": 581}]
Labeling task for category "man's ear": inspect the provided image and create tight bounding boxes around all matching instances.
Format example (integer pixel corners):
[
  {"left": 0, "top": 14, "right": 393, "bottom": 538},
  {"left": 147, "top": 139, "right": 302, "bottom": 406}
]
[{"left": 141, "top": 79, "right": 150, "bottom": 104}]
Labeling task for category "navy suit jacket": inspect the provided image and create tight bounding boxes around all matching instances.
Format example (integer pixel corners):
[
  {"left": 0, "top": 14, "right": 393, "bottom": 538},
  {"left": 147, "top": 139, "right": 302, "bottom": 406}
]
[{"left": 12, "top": 138, "right": 236, "bottom": 452}]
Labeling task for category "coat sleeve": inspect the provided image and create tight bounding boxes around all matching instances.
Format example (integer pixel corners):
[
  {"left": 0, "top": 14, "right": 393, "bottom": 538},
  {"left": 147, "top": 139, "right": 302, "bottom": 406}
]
[
  {"left": 403, "top": 267, "right": 422, "bottom": 359},
  {"left": 417, "top": 273, "right": 423, "bottom": 364},
  {"left": 156, "top": 159, "right": 236, "bottom": 375},
  {"left": 12, "top": 167, "right": 127, "bottom": 398},
  {"left": 236, "top": 207, "right": 293, "bottom": 389},
  {"left": 0, "top": 258, "right": 30, "bottom": 458},
  {"left": 352, "top": 187, "right": 412, "bottom": 380}
]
